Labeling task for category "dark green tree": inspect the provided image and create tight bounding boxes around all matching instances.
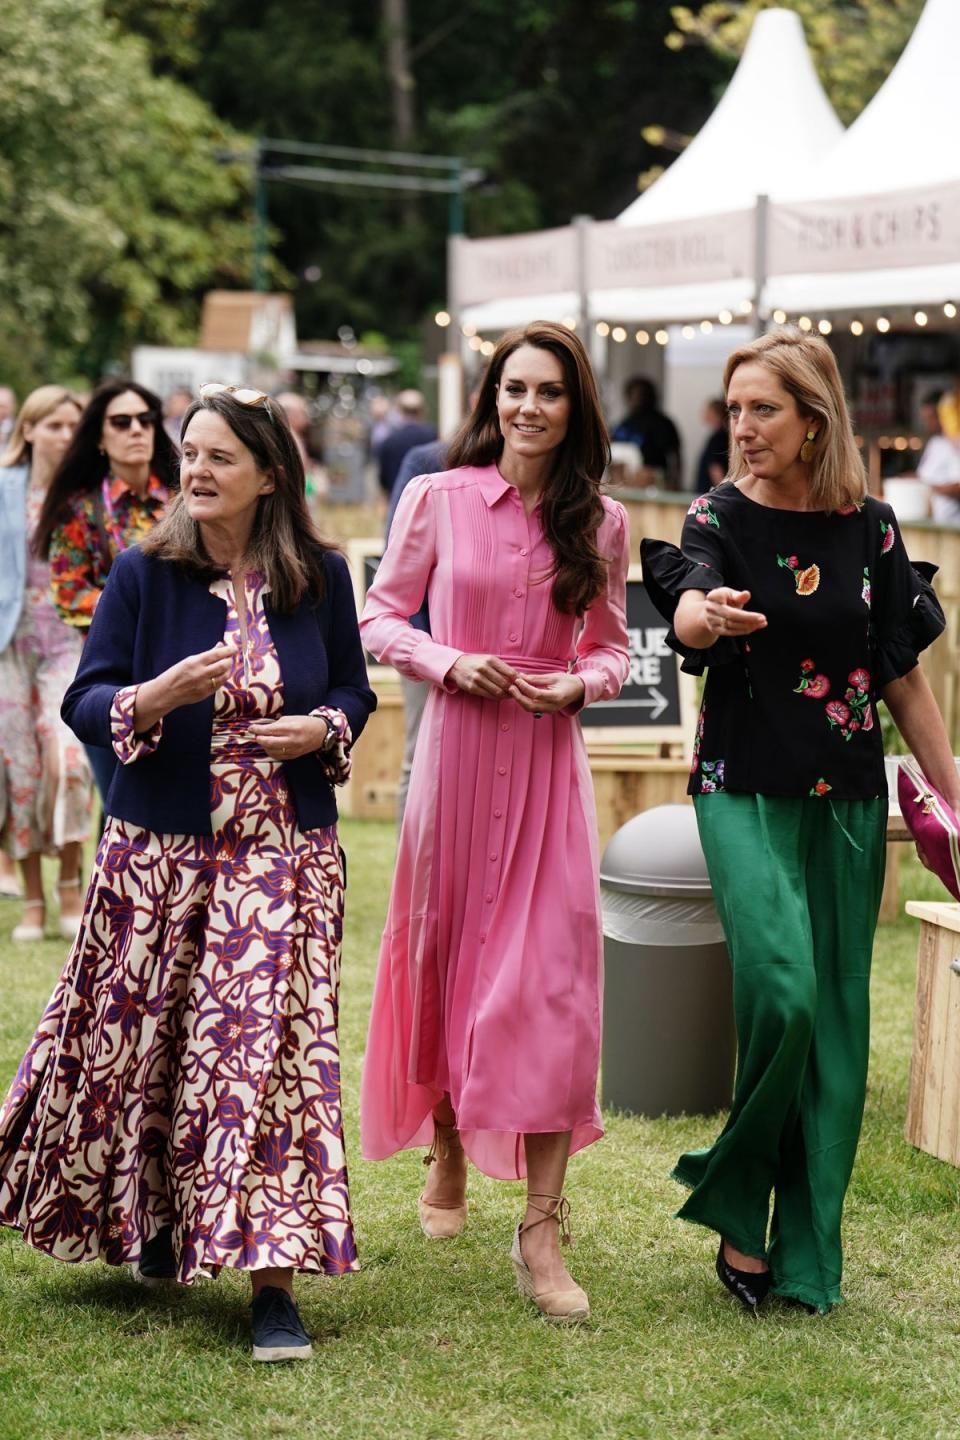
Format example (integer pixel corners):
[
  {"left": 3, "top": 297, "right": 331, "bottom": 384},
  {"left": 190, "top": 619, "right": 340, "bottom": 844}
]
[
  {"left": 0, "top": 0, "right": 253, "bottom": 386},
  {"left": 149, "top": 0, "right": 724, "bottom": 341}
]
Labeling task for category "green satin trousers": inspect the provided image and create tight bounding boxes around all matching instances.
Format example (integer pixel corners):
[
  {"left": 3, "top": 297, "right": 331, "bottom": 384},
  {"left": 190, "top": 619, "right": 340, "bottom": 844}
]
[{"left": 675, "top": 792, "right": 888, "bottom": 1313}]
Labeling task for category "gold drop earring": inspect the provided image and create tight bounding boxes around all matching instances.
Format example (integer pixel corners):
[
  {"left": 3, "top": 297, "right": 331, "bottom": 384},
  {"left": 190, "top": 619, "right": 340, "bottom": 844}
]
[{"left": 800, "top": 429, "right": 817, "bottom": 463}]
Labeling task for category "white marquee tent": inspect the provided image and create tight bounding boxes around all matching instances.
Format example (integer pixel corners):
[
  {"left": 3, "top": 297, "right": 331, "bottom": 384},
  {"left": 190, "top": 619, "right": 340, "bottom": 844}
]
[
  {"left": 767, "top": 0, "right": 960, "bottom": 318},
  {"left": 457, "top": 8, "right": 843, "bottom": 332}
]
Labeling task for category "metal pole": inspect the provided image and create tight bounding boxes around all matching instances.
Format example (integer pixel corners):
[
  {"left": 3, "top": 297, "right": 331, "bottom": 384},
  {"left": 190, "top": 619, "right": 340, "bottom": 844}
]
[
  {"left": 448, "top": 157, "right": 464, "bottom": 238},
  {"left": 254, "top": 139, "right": 268, "bottom": 292},
  {"left": 573, "top": 214, "right": 592, "bottom": 332},
  {"left": 753, "top": 192, "right": 769, "bottom": 336},
  {"left": 446, "top": 232, "right": 462, "bottom": 355}
]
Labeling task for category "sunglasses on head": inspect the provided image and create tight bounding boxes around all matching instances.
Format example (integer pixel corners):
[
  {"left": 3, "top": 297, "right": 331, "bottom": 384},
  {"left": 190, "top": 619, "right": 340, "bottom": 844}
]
[
  {"left": 105, "top": 409, "right": 158, "bottom": 431},
  {"left": 199, "top": 382, "right": 275, "bottom": 422}
]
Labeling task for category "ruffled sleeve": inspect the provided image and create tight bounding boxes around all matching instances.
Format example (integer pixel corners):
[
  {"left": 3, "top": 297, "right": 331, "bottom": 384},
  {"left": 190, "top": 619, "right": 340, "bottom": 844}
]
[
  {"left": 872, "top": 508, "right": 946, "bottom": 686},
  {"left": 110, "top": 684, "right": 163, "bottom": 764},
  {"left": 640, "top": 536, "right": 740, "bottom": 677}
]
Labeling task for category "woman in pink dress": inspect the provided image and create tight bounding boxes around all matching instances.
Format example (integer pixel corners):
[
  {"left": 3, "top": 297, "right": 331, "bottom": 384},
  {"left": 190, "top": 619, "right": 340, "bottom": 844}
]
[{"left": 360, "top": 322, "right": 630, "bottom": 1322}]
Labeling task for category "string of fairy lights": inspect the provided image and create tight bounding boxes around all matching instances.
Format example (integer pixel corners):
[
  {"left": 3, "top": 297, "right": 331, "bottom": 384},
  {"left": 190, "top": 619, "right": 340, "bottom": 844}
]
[{"left": 434, "top": 300, "right": 959, "bottom": 347}]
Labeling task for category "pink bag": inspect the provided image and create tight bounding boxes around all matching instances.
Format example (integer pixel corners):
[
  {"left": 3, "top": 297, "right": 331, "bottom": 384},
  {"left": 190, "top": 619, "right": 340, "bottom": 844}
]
[{"left": 898, "top": 757, "right": 960, "bottom": 902}]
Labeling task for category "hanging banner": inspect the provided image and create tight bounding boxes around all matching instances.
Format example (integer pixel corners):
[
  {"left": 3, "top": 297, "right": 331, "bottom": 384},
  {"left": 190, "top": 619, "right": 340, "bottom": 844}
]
[
  {"left": 769, "top": 178, "right": 960, "bottom": 275},
  {"left": 587, "top": 209, "right": 754, "bottom": 290},
  {"left": 451, "top": 227, "right": 579, "bottom": 308}
]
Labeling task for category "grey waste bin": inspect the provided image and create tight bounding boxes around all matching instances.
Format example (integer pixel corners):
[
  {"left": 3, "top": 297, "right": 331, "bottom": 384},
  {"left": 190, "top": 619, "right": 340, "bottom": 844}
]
[{"left": 600, "top": 804, "right": 735, "bottom": 1118}]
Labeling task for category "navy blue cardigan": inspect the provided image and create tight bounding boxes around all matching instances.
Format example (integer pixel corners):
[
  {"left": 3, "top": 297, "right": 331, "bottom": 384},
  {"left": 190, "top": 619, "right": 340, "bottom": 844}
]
[{"left": 62, "top": 546, "right": 377, "bottom": 835}]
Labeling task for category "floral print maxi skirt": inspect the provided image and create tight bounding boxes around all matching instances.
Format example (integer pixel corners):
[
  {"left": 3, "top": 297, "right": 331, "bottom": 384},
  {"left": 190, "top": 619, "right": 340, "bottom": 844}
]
[{"left": 0, "top": 740, "right": 357, "bottom": 1284}]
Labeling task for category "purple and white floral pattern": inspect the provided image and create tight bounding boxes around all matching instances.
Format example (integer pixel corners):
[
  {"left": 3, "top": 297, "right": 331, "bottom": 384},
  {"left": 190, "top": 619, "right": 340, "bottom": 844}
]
[
  {"left": 699, "top": 759, "right": 725, "bottom": 793},
  {"left": 0, "top": 572, "right": 357, "bottom": 1284}
]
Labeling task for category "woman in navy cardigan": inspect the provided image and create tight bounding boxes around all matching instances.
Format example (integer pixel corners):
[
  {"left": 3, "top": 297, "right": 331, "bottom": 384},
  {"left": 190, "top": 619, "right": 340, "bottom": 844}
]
[{"left": 0, "top": 385, "right": 376, "bottom": 1364}]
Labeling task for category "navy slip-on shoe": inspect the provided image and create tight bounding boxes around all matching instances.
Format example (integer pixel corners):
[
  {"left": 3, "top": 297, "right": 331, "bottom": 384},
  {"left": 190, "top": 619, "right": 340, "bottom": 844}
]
[{"left": 251, "top": 1286, "right": 313, "bottom": 1362}]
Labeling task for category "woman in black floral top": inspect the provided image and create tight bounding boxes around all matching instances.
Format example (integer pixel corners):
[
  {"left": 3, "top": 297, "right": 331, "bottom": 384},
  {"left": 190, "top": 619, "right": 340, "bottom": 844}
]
[{"left": 643, "top": 330, "right": 957, "bottom": 1315}]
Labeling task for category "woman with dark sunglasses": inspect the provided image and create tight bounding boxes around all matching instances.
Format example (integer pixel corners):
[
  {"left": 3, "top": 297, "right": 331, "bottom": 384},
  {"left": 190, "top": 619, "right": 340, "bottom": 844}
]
[{"left": 34, "top": 379, "right": 178, "bottom": 800}]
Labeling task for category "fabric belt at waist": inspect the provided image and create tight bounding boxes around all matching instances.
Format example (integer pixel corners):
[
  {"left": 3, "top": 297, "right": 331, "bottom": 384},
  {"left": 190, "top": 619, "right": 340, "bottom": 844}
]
[
  {"left": 210, "top": 714, "right": 273, "bottom": 762},
  {"left": 496, "top": 654, "right": 571, "bottom": 674}
]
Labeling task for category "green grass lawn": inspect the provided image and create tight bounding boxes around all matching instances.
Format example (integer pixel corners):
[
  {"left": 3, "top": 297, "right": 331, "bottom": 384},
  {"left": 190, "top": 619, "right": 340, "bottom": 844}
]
[{"left": 2, "top": 823, "right": 960, "bottom": 1440}]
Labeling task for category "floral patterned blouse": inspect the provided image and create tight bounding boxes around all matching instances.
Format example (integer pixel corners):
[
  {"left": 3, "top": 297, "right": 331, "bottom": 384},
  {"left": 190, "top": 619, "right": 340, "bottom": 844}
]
[
  {"left": 642, "top": 483, "right": 945, "bottom": 800},
  {"left": 49, "top": 474, "right": 171, "bottom": 629}
]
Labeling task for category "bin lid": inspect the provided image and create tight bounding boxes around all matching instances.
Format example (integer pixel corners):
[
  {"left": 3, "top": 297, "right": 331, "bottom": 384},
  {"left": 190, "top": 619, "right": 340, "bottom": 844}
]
[{"left": 599, "top": 804, "right": 713, "bottom": 897}]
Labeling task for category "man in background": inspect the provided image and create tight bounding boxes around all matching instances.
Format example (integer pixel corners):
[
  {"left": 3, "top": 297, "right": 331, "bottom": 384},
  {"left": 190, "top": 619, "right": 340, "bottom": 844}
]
[
  {"left": 162, "top": 387, "right": 193, "bottom": 445},
  {"left": 612, "top": 376, "right": 682, "bottom": 489},
  {"left": 695, "top": 397, "right": 729, "bottom": 493},
  {"left": 377, "top": 389, "right": 437, "bottom": 499},
  {"left": 915, "top": 388, "right": 960, "bottom": 524}
]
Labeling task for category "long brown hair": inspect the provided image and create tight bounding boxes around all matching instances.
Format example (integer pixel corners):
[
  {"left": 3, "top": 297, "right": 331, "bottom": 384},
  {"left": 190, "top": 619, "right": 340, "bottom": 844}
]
[
  {"left": 724, "top": 329, "right": 866, "bottom": 511},
  {"left": 34, "top": 378, "right": 179, "bottom": 557},
  {"left": 447, "top": 321, "right": 610, "bottom": 615},
  {"left": 140, "top": 390, "right": 335, "bottom": 611}
]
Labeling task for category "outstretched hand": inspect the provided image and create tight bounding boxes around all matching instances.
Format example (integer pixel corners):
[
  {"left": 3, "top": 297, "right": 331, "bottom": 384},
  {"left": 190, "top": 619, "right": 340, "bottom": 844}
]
[{"left": 703, "top": 587, "right": 767, "bottom": 639}]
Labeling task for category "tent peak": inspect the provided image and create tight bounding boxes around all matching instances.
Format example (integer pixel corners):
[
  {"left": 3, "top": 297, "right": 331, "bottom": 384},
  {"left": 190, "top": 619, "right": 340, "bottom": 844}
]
[
  {"left": 617, "top": 6, "right": 842, "bottom": 227},
  {"left": 782, "top": 0, "right": 960, "bottom": 199}
]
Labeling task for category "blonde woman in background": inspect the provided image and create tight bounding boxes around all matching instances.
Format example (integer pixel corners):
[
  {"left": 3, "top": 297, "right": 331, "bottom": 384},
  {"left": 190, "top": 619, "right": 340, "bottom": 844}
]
[{"left": 0, "top": 387, "right": 91, "bottom": 941}]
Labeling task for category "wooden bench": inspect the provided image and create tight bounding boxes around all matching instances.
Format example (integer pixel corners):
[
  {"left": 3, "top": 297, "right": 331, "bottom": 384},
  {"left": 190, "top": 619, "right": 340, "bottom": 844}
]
[{"left": 903, "top": 901, "right": 960, "bottom": 1168}]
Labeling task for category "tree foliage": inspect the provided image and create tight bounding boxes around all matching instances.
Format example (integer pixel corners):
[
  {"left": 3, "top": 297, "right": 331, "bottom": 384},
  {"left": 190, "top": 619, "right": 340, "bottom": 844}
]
[
  {"left": 160, "top": 0, "right": 723, "bottom": 341},
  {"left": 668, "top": 1, "right": 923, "bottom": 125},
  {"left": 0, "top": 0, "right": 253, "bottom": 386},
  {"left": 1, "top": 0, "right": 926, "bottom": 385}
]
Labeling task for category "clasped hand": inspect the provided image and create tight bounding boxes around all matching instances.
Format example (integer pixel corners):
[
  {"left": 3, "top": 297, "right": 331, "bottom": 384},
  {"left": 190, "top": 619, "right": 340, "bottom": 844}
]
[
  {"left": 249, "top": 714, "right": 329, "bottom": 761},
  {"left": 447, "top": 654, "right": 584, "bottom": 713}
]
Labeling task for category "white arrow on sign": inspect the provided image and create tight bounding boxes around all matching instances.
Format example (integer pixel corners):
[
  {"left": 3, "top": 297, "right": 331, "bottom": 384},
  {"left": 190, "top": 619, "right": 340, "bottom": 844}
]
[{"left": 615, "top": 688, "right": 669, "bottom": 721}]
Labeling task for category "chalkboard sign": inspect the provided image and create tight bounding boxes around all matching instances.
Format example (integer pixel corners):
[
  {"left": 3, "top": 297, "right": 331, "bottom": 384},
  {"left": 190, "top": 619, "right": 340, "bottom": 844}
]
[
  {"left": 346, "top": 538, "right": 391, "bottom": 681},
  {"left": 580, "top": 567, "right": 692, "bottom": 744}
]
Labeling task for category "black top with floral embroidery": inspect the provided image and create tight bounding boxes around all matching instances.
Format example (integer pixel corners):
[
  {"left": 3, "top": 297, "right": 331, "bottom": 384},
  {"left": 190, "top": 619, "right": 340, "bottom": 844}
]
[{"left": 641, "top": 483, "right": 945, "bottom": 800}]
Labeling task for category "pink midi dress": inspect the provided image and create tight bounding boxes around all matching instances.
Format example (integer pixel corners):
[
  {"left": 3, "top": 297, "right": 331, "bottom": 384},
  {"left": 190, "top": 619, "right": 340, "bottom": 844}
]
[{"left": 359, "top": 465, "right": 630, "bottom": 1179}]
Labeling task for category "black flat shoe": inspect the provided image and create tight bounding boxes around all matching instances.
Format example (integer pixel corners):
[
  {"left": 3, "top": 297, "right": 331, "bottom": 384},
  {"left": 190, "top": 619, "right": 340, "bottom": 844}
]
[
  {"left": 130, "top": 1225, "right": 177, "bottom": 1285},
  {"left": 715, "top": 1240, "right": 771, "bottom": 1312}
]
